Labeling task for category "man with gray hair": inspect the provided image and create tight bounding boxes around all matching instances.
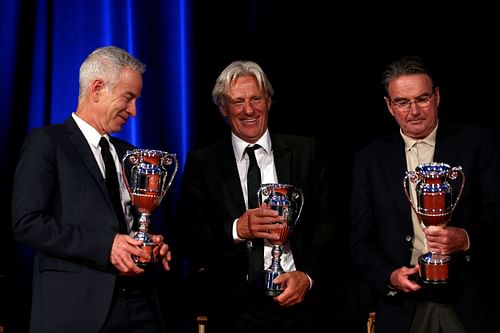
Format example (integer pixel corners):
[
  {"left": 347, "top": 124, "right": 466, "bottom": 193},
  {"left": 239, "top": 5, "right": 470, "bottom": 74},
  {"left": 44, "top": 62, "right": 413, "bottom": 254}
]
[
  {"left": 177, "top": 60, "right": 335, "bottom": 332},
  {"left": 11, "top": 46, "right": 171, "bottom": 333}
]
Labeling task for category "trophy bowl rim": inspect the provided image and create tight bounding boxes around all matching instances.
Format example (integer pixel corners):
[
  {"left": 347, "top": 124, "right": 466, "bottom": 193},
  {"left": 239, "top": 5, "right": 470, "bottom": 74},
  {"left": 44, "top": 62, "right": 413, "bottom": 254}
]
[{"left": 126, "top": 149, "right": 176, "bottom": 157}]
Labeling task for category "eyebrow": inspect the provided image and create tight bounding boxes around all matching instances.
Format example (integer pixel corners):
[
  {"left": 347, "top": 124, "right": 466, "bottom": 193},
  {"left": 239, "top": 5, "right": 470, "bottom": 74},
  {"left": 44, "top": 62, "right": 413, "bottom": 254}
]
[{"left": 392, "top": 91, "right": 432, "bottom": 101}]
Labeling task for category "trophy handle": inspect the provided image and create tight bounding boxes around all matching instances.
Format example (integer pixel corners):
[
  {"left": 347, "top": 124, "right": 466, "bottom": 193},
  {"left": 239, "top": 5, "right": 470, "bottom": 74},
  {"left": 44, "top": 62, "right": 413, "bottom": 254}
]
[
  {"left": 447, "top": 166, "right": 465, "bottom": 221},
  {"left": 403, "top": 171, "right": 421, "bottom": 219},
  {"left": 293, "top": 188, "right": 304, "bottom": 223},
  {"left": 160, "top": 153, "right": 178, "bottom": 197},
  {"left": 121, "top": 150, "right": 137, "bottom": 198}
]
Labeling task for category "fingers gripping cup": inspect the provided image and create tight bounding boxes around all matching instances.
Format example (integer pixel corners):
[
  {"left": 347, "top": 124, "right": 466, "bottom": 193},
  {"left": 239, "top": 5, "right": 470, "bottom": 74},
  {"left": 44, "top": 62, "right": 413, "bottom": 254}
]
[
  {"left": 403, "top": 162, "right": 465, "bottom": 284},
  {"left": 257, "top": 183, "right": 304, "bottom": 296}
]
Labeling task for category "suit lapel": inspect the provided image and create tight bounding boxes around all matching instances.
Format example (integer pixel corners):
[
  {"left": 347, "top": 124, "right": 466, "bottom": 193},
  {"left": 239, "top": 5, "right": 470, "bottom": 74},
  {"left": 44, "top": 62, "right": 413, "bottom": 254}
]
[
  {"left": 271, "top": 135, "right": 292, "bottom": 184},
  {"left": 382, "top": 135, "right": 413, "bottom": 218},
  {"left": 434, "top": 125, "right": 458, "bottom": 164},
  {"left": 64, "top": 117, "right": 108, "bottom": 197},
  {"left": 220, "top": 140, "right": 247, "bottom": 216}
]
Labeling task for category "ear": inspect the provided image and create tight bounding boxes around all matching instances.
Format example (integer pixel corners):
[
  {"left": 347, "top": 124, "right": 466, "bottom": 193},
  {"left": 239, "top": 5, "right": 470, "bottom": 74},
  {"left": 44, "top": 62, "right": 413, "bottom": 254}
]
[
  {"left": 90, "top": 79, "right": 105, "bottom": 102},
  {"left": 219, "top": 103, "right": 228, "bottom": 119},
  {"left": 266, "top": 96, "right": 272, "bottom": 110},
  {"left": 434, "top": 87, "right": 440, "bottom": 107},
  {"left": 384, "top": 96, "right": 395, "bottom": 117}
]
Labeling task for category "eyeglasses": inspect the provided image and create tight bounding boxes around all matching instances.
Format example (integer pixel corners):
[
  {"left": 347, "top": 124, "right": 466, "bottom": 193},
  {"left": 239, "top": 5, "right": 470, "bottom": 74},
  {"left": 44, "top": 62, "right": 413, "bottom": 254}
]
[
  {"left": 225, "top": 95, "right": 266, "bottom": 108},
  {"left": 389, "top": 89, "right": 435, "bottom": 112}
]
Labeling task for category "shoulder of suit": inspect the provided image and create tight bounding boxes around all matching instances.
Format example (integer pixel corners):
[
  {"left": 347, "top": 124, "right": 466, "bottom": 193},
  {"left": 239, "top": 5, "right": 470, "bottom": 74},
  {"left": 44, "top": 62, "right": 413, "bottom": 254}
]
[
  {"left": 439, "top": 123, "right": 497, "bottom": 143},
  {"left": 109, "top": 136, "right": 135, "bottom": 151},
  {"left": 355, "top": 132, "right": 401, "bottom": 155},
  {"left": 272, "top": 133, "right": 316, "bottom": 145},
  {"left": 188, "top": 140, "right": 229, "bottom": 159}
]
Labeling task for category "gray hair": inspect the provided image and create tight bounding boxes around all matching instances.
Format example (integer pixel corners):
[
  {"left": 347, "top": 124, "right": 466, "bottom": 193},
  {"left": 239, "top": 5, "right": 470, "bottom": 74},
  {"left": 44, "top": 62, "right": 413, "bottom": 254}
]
[
  {"left": 381, "top": 56, "right": 434, "bottom": 94},
  {"left": 78, "top": 46, "right": 146, "bottom": 100},
  {"left": 212, "top": 60, "right": 274, "bottom": 106}
]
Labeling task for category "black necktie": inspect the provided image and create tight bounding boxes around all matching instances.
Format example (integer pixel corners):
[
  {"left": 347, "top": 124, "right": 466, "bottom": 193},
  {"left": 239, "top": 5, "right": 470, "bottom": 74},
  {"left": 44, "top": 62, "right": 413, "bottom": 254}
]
[
  {"left": 245, "top": 144, "right": 261, "bottom": 209},
  {"left": 99, "top": 137, "right": 128, "bottom": 234},
  {"left": 245, "top": 144, "right": 263, "bottom": 283}
]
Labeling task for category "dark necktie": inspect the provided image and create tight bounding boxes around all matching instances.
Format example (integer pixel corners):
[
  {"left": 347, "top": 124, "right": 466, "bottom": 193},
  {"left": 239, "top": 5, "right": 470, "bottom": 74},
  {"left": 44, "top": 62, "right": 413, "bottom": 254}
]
[
  {"left": 99, "top": 137, "right": 128, "bottom": 234},
  {"left": 245, "top": 144, "right": 261, "bottom": 209},
  {"left": 245, "top": 144, "right": 263, "bottom": 283}
]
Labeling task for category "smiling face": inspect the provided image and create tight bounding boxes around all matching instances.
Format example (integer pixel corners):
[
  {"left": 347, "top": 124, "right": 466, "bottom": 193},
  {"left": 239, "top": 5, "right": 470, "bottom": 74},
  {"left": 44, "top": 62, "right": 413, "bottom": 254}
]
[
  {"left": 98, "top": 67, "right": 143, "bottom": 133},
  {"left": 218, "top": 75, "right": 271, "bottom": 143},
  {"left": 78, "top": 66, "right": 143, "bottom": 135},
  {"left": 384, "top": 73, "right": 440, "bottom": 139}
]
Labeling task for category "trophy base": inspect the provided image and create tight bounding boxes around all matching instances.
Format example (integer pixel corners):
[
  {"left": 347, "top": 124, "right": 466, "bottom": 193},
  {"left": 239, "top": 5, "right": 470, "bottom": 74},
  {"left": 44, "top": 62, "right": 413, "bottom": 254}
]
[
  {"left": 262, "top": 268, "right": 284, "bottom": 296},
  {"left": 133, "top": 243, "right": 159, "bottom": 269},
  {"left": 264, "top": 288, "right": 283, "bottom": 297},
  {"left": 418, "top": 253, "right": 450, "bottom": 285},
  {"left": 417, "top": 275, "right": 449, "bottom": 286},
  {"left": 135, "top": 261, "right": 160, "bottom": 269}
]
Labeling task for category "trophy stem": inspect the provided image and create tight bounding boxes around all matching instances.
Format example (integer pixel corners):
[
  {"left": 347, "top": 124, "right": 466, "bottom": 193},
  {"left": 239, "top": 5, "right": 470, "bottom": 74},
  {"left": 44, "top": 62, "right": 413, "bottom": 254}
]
[
  {"left": 263, "top": 244, "right": 285, "bottom": 296},
  {"left": 132, "top": 213, "right": 158, "bottom": 268}
]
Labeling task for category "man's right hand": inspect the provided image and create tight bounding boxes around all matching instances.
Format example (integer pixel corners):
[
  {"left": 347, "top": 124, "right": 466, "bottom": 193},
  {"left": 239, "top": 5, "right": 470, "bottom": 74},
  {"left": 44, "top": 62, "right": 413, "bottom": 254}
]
[
  {"left": 237, "top": 205, "right": 284, "bottom": 241},
  {"left": 389, "top": 266, "right": 422, "bottom": 293},
  {"left": 110, "top": 234, "right": 148, "bottom": 275}
]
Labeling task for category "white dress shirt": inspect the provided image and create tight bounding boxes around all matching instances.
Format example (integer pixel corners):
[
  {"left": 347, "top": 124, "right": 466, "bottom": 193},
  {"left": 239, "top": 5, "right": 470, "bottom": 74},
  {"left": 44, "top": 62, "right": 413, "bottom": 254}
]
[
  {"left": 401, "top": 125, "right": 437, "bottom": 265},
  {"left": 231, "top": 129, "right": 296, "bottom": 272}
]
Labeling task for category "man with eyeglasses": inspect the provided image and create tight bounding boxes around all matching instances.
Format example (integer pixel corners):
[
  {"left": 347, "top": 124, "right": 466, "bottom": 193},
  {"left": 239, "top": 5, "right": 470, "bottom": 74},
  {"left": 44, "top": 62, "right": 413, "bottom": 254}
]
[{"left": 350, "top": 56, "right": 499, "bottom": 333}]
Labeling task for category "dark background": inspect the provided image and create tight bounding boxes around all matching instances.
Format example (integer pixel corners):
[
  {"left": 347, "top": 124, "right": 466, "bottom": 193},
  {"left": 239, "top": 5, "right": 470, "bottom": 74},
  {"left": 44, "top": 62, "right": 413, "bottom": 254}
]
[{"left": 1, "top": 1, "right": 499, "bottom": 332}]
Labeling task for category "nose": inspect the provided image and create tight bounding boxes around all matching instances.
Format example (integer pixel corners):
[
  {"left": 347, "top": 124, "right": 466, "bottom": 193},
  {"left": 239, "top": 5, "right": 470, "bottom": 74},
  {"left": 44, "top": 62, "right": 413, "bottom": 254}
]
[
  {"left": 409, "top": 102, "right": 421, "bottom": 114},
  {"left": 242, "top": 100, "right": 255, "bottom": 113},
  {"left": 127, "top": 101, "right": 137, "bottom": 116}
]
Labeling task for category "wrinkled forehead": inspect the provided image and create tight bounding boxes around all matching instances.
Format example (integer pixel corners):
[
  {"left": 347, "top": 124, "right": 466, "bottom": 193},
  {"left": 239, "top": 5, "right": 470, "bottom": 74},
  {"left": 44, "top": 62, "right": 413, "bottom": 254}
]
[{"left": 388, "top": 74, "right": 433, "bottom": 97}]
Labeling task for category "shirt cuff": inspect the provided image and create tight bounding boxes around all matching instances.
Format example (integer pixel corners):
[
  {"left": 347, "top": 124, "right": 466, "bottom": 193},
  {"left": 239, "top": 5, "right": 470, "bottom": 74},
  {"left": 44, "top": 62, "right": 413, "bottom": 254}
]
[
  {"left": 305, "top": 273, "right": 313, "bottom": 290},
  {"left": 232, "top": 218, "right": 244, "bottom": 242}
]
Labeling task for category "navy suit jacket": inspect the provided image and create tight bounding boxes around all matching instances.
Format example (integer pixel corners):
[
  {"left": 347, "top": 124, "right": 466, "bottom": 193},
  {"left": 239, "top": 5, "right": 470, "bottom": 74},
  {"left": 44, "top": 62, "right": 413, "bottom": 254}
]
[
  {"left": 11, "top": 117, "right": 165, "bottom": 333},
  {"left": 351, "top": 123, "right": 500, "bottom": 332},
  {"left": 176, "top": 133, "right": 334, "bottom": 309}
]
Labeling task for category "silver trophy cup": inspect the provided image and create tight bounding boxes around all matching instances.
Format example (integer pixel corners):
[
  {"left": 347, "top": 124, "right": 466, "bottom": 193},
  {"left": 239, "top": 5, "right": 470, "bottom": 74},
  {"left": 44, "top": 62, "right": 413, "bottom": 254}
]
[
  {"left": 257, "top": 183, "right": 304, "bottom": 296},
  {"left": 404, "top": 162, "right": 465, "bottom": 284},
  {"left": 122, "top": 149, "right": 178, "bottom": 268}
]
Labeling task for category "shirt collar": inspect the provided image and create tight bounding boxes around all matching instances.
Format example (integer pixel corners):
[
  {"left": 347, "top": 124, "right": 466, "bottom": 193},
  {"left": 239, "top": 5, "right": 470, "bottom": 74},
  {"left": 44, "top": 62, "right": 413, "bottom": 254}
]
[
  {"left": 72, "top": 112, "right": 107, "bottom": 149},
  {"left": 232, "top": 129, "right": 272, "bottom": 161},
  {"left": 400, "top": 123, "right": 438, "bottom": 152}
]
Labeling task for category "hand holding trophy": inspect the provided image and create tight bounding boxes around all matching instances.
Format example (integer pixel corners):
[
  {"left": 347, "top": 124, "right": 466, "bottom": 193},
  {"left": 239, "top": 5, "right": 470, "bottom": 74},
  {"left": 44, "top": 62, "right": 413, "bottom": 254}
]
[
  {"left": 122, "top": 149, "right": 178, "bottom": 268},
  {"left": 404, "top": 162, "right": 465, "bottom": 284},
  {"left": 257, "top": 183, "right": 304, "bottom": 296}
]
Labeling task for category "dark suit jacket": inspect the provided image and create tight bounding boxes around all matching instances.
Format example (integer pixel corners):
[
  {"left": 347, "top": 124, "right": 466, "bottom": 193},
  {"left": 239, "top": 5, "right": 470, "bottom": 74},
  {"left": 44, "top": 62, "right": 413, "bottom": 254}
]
[
  {"left": 351, "top": 123, "right": 500, "bottom": 333},
  {"left": 176, "top": 133, "right": 334, "bottom": 326},
  {"left": 11, "top": 117, "right": 165, "bottom": 333}
]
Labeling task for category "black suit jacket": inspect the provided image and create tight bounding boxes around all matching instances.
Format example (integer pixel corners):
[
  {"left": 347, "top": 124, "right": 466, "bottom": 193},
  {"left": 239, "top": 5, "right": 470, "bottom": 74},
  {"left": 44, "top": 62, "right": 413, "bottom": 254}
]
[
  {"left": 176, "top": 133, "right": 334, "bottom": 323},
  {"left": 11, "top": 117, "right": 165, "bottom": 333},
  {"left": 351, "top": 123, "right": 500, "bottom": 332}
]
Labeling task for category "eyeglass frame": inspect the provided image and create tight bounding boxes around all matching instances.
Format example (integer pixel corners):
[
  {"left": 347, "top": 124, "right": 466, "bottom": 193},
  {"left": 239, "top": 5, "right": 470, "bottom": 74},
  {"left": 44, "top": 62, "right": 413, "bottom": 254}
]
[{"left": 388, "top": 88, "right": 436, "bottom": 112}]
